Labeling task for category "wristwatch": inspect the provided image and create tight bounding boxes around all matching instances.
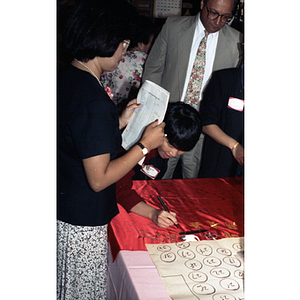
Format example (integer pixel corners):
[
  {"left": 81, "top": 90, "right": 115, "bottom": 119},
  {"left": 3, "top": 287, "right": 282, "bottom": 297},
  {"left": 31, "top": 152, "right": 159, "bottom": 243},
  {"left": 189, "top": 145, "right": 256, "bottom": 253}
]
[{"left": 137, "top": 142, "right": 148, "bottom": 155}]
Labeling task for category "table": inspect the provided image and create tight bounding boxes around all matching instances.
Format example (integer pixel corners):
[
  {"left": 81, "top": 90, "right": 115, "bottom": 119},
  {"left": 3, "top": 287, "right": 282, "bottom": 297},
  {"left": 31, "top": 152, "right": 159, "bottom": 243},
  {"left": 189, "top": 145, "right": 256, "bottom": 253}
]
[
  {"left": 107, "top": 177, "right": 244, "bottom": 299},
  {"left": 107, "top": 250, "right": 171, "bottom": 300}
]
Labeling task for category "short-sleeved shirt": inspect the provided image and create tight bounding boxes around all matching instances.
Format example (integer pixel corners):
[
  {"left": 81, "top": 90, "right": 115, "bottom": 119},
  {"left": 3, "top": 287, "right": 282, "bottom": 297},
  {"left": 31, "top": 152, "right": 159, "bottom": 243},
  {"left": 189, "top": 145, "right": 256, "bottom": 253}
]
[{"left": 58, "top": 65, "right": 121, "bottom": 226}]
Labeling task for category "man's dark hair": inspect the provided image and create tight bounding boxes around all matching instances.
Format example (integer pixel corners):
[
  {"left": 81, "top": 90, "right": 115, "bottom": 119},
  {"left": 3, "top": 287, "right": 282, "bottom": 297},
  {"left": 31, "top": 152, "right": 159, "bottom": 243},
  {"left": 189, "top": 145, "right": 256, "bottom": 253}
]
[
  {"left": 164, "top": 102, "right": 202, "bottom": 152},
  {"left": 63, "top": 0, "right": 138, "bottom": 61}
]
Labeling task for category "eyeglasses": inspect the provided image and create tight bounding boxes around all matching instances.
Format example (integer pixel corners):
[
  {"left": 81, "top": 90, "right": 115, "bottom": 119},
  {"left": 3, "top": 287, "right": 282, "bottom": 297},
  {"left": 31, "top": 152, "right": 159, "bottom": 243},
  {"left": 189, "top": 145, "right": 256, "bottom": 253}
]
[
  {"left": 206, "top": 6, "right": 232, "bottom": 23},
  {"left": 122, "top": 40, "right": 130, "bottom": 53}
]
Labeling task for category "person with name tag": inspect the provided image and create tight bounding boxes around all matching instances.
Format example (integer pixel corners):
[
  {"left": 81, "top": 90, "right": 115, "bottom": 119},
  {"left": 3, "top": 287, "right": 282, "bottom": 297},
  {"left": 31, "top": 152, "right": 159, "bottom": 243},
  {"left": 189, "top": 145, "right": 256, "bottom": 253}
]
[
  {"left": 116, "top": 102, "right": 202, "bottom": 228},
  {"left": 199, "top": 66, "right": 244, "bottom": 178}
]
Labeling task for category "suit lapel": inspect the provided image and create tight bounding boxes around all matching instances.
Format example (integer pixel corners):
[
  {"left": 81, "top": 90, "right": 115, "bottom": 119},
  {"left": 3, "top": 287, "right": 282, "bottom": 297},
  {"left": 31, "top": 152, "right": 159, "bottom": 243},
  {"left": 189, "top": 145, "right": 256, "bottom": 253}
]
[
  {"left": 214, "top": 27, "right": 225, "bottom": 70},
  {"left": 213, "top": 25, "right": 235, "bottom": 70}
]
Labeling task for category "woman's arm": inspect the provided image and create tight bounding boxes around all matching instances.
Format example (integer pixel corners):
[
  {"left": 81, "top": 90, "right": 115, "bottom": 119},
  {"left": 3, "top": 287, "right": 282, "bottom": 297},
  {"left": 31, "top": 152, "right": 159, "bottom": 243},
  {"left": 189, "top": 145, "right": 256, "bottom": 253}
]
[
  {"left": 83, "top": 120, "right": 165, "bottom": 192},
  {"left": 203, "top": 124, "right": 244, "bottom": 165},
  {"left": 203, "top": 124, "right": 237, "bottom": 149}
]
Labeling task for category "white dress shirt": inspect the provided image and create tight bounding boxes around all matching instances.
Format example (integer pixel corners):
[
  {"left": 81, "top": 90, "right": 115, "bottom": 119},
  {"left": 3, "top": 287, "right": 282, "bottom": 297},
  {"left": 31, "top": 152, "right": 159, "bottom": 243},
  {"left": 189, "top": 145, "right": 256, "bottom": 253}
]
[{"left": 180, "top": 13, "right": 219, "bottom": 108}]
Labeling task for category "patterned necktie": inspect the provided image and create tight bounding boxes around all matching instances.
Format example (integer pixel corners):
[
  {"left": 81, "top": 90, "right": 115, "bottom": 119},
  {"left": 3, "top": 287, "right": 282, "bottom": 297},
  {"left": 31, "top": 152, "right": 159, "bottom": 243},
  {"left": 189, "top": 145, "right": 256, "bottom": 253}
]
[{"left": 184, "top": 30, "right": 209, "bottom": 110}]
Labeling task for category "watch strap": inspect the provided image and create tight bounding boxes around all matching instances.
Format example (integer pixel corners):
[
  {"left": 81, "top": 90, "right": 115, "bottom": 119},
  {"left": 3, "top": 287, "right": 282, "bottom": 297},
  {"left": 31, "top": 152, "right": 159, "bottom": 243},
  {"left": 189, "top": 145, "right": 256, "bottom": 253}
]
[{"left": 137, "top": 142, "right": 148, "bottom": 155}]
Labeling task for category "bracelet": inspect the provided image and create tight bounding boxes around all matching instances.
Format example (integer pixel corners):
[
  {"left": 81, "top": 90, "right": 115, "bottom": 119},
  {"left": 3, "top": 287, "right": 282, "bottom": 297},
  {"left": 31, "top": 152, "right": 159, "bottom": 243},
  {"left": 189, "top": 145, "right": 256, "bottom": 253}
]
[{"left": 231, "top": 142, "right": 239, "bottom": 152}]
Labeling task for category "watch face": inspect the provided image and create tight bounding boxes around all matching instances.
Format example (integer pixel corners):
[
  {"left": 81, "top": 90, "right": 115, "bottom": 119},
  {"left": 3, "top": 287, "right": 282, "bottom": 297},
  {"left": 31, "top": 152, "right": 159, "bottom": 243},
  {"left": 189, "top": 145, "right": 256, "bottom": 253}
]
[{"left": 142, "top": 148, "right": 148, "bottom": 155}]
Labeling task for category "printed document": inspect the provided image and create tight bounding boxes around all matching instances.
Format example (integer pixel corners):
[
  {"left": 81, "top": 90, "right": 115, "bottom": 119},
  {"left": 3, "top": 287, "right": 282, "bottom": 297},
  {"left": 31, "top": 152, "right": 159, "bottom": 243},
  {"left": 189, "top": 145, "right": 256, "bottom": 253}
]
[{"left": 122, "top": 80, "right": 170, "bottom": 150}]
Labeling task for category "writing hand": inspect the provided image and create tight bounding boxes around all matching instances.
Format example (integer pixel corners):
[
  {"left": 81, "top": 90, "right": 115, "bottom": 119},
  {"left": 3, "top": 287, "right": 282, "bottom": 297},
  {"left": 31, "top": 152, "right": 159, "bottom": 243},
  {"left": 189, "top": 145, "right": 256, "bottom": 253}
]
[{"left": 152, "top": 210, "right": 177, "bottom": 229}]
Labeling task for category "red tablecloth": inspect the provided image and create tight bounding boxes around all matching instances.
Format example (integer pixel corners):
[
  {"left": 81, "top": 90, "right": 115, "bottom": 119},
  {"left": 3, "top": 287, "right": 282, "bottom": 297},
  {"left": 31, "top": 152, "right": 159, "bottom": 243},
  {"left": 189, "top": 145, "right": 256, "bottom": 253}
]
[{"left": 108, "top": 177, "right": 244, "bottom": 260}]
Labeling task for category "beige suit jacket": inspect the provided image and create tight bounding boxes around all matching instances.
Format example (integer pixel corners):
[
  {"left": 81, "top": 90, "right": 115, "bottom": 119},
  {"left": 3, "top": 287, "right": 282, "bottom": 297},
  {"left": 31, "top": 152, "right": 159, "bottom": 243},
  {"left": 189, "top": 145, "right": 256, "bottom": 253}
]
[{"left": 142, "top": 15, "right": 243, "bottom": 103}]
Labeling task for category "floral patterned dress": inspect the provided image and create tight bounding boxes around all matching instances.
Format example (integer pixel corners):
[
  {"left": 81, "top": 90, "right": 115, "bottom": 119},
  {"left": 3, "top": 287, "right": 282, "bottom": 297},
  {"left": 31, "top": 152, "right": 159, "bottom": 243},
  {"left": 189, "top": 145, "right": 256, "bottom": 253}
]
[{"left": 101, "top": 50, "right": 147, "bottom": 105}]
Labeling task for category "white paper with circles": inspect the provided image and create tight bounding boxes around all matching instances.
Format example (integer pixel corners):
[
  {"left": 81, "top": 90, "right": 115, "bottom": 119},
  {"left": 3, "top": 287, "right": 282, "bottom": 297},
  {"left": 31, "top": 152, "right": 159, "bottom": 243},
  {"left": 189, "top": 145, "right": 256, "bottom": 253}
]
[{"left": 146, "top": 237, "right": 244, "bottom": 300}]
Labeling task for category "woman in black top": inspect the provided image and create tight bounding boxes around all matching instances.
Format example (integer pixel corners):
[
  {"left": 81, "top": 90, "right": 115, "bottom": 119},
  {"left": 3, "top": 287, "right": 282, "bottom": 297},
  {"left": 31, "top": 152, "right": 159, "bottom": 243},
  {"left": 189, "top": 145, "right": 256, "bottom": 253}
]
[
  {"left": 199, "top": 66, "right": 244, "bottom": 178},
  {"left": 57, "top": 1, "right": 165, "bottom": 299}
]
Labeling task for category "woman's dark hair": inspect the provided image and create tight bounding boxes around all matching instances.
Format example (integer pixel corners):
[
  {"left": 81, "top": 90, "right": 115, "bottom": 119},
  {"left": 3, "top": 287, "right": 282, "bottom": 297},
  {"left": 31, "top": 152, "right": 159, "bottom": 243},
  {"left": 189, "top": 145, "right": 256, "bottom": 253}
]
[
  {"left": 129, "top": 15, "right": 156, "bottom": 48},
  {"left": 164, "top": 102, "right": 202, "bottom": 152},
  {"left": 63, "top": 0, "right": 139, "bottom": 61}
]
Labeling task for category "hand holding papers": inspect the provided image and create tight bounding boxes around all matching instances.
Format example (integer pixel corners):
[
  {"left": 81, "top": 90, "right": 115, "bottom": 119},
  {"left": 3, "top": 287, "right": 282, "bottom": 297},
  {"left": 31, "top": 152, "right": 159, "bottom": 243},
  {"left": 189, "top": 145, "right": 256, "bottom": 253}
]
[{"left": 122, "top": 80, "right": 170, "bottom": 150}]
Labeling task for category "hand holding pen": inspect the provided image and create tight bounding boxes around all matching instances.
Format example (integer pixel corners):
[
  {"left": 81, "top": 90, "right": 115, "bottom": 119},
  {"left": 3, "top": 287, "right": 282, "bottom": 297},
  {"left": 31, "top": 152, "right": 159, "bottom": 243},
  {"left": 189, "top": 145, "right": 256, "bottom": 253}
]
[{"left": 157, "top": 195, "right": 178, "bottom": 228}]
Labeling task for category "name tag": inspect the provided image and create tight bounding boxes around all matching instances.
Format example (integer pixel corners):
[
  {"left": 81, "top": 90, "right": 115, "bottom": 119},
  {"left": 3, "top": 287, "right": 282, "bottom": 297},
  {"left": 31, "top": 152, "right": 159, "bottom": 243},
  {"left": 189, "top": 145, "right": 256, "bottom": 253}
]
[
  {"left": 138, "top": 156, "right": 145, "bottom": 166},
  {"left": 227, "top": 97, "right": 244, "bottom": 111},
  {"left": 140, "top": 165, "right": 160, "bottom": 180}
]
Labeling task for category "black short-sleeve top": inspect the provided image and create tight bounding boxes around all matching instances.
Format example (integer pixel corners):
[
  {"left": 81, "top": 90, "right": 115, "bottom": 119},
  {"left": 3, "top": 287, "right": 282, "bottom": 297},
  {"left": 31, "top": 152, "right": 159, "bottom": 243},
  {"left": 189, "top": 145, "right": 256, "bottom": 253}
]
[{"left": 58, "top": 65, "right": 121, "bottom": 226}]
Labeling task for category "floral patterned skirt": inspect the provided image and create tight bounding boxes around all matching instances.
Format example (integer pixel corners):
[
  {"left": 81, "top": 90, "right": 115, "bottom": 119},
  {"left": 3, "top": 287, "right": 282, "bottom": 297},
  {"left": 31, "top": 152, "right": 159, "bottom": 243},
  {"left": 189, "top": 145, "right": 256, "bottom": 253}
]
[{"left": 57, "top": 220, "right": 108, "bottom": 300}]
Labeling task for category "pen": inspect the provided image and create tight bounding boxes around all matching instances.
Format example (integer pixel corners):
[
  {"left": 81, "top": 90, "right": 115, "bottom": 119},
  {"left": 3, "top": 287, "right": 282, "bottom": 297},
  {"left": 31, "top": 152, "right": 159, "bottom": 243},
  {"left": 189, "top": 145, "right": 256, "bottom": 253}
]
[
  {"left": 179, "top": 229, "right": 208, "bottom": 235},
  {"left": 157, "top": 195, "right": 178, "bottom": 228}
]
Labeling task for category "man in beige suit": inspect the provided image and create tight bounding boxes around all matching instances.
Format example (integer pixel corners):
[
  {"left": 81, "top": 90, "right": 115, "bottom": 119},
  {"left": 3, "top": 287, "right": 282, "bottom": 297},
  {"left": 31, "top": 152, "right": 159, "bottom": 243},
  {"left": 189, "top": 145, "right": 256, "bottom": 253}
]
[{"left": 142, "top": 0, "right": 243, "bottom": 179}]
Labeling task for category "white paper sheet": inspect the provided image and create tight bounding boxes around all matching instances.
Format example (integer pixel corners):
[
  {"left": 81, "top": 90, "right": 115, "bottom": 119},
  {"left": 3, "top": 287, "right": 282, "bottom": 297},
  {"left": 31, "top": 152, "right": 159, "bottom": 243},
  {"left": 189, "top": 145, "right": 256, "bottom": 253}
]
[
  {"left": 121, "top": 80, "right": 170, "bottom": 150},
  {"left": 146, "top": 237, "right": 244, "bottom": 300}
]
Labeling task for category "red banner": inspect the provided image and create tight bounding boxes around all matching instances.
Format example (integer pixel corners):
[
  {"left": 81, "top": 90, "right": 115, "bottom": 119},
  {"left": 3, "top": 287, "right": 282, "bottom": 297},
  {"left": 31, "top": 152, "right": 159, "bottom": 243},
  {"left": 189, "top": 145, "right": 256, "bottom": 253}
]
[{"left": 109, "top": 177, "right": 244, "bottom": 260}]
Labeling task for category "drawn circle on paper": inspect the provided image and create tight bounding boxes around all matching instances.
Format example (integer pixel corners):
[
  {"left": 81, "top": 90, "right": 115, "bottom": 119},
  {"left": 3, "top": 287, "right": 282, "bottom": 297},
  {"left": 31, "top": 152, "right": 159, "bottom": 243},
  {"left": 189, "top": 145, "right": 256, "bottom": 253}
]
[
  {"left": 185, "top": 259, "right": 203, "bottom": 270},
  {"left": 223, "top": 257, "right": 241, "bottom": 268},
  {"left": 192, "top": 283, "right": 215, "bottom": 295},
  {"left": 219, "top": 278, "right": 240, "bottom": 291},
  {"left": 188, "top": 271, "right": 208, "bottom": 283},
  {"left": 196, "top": 244, "right": 213, "bottom": 256},
  {"left": 157, "top": 245, "right": 171, "bottom": 252},
  {"left": 210, "top": 267, "right": 231, "bottom": 278},
  {"left": 177, "top": 249, "right": 196, "bottom": 260},
  {"left": 213, "top": 293, "right": 236, "bottom": 300},
  {"left": 203, "top": 256, "right": 222, "bottom": 267},
  {"left": 232, "top": 242, "right": 244, "bottom": 251},
  {"left": 234, "top": 269, "right": 244, "bottom": 279},
  {"left": 160, "top": 251, "right": 176, "bottom": 263},
  {"left": 175, "top": 241, "right": 190, "bottom": 249},
  {"left": 216, "top": 248, "right": 232, "bottom": 256}
]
